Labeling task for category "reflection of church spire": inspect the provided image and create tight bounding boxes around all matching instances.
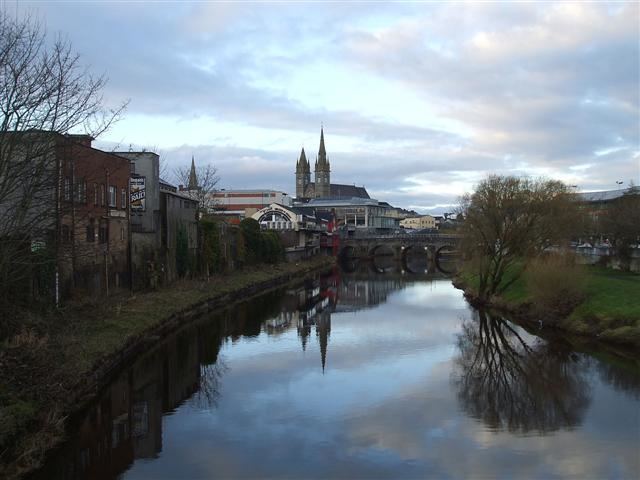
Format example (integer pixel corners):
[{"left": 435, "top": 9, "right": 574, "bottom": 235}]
[
  {"left": 299, "top": 320, "right": 310, "bottom": 351},
  {"left": 316, "top": 311, "right": 331, "bottom": 373}
]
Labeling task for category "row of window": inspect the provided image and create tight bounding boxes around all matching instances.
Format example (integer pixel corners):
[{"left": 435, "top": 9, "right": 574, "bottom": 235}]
[
  {"left": 64, "top": 177, "right": 127, "bottom": 209},
  {"left": 61, "top": 220, "right": 125, "bottom": 244}
]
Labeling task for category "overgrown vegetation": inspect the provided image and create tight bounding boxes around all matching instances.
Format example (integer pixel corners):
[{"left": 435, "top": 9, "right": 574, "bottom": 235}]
[
  {"left": 525, "top": 254, "right": 587, "bottom": 316},
  {"left": 239, "top": 218, "right": 283, "bottom": 265}
]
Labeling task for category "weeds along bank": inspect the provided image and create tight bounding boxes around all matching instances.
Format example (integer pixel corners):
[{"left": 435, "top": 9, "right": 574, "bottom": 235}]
[
  {"left": 0, "top": 255, "right": 334, "bottom": 479},
  {"left": 455, "top": 255, "right": 640, "bottom": 350}
]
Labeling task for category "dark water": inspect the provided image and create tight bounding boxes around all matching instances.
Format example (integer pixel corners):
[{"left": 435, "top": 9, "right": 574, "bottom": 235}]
[{"left": 34, "top": 259, "right": 640, "bottom": 479}]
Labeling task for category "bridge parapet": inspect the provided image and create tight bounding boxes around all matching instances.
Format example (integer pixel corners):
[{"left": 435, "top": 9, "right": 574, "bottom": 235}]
[{"left": 340, "top": 233, "right": 460, "bottom": 260}]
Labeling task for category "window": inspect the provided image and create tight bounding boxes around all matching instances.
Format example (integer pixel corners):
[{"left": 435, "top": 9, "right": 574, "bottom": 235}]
[
  {"left": 94, "top": 184, "right": 98, "bottom": 206},
  {"left": 108, "top": 186, "right": 117, "bottom": 207},
  {"left": 100, "top": 184, "right": 105, "bottom": 206},
  {"left": 98, "top": 222, "right": 108, "bottom": 243},
  {"left": 64, "top": 177, "right": 71, "bottom": 201},
  {"left": 121, "top": 227, "right": 125, "bottom": 241},
  {"left": 121, "top": 188, "right": 126, "bottom": 209},
  {"left": 74, "top": 178, "right": 86, "bottom": 203},
  {"left": 61, "top": 225, "right": 71, "bottom": 243},
  {"left": 86, "top": 219, "right": 95, "bottom": 242}
]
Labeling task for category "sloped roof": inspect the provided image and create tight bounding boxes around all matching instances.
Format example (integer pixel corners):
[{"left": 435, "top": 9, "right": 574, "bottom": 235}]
[
  {"left": 577, "top": 188, "right": 637, "bottom": 203},
  {"left": 305, "top": 182, "right": 370, "bottom": 199}
]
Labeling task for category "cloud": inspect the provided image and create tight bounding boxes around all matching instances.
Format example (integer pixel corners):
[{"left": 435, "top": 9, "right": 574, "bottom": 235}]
[{"left": 15, "top": 1, "right": 640, "bottom": 212}]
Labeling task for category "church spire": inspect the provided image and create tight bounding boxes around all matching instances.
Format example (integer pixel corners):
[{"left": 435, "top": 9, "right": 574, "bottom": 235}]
[
  {"left": 188, "top": 155, "right": 198, "bottom": 190},
  {"left": 314, "top": 126, "right": 330, "bottom": 198},
  {"left": 318, "top": 126, "right": 326, "bottom": 159}
]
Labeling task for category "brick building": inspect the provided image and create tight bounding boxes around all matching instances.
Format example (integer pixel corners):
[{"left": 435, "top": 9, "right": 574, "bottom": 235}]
[{"left": 57, "top": 134, "right": 131, "bottom": 296}]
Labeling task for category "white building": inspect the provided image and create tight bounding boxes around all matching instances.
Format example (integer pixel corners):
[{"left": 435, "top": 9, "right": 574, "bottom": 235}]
[
  {"left": 400, "top": 215, "right": 437, "bottom": 230},
  {"left": 211, "top": 189, "right": 292, "bottom": 218}
]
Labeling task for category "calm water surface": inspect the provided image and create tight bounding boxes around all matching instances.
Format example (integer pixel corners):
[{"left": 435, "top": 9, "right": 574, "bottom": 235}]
[{"left": 35, "top": 261, "right": 640, "bottom": 479}]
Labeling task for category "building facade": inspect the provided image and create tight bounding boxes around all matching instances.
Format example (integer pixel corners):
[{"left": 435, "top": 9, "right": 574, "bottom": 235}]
[
  {"left": 115, "top": 151, "right": 198, "bottom": 288},
  {"left": 211, "top": 189, "right": 292, "bottom": 219},
  {"left": 306, "top": 197, "right": 399, "bottom": 231},
  {"left": 400, "top": 215, "right": 437, "bottom": 230}
]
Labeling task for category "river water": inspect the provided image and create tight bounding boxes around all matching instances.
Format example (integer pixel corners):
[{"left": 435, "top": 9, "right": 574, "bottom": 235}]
[{"left": 34, "top": 260, "right": 640, "bottom": 479}]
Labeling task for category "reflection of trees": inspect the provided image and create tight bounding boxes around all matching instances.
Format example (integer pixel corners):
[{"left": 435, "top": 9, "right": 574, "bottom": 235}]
[
  {"left": 597, "top": 361, "right": 640, "bottom": 400},
  {"left": 193, "top": 360, "right": 228, "bottom": 409},
  {"left": 452, "top": 310, "right": 591, "bottom": 434}
]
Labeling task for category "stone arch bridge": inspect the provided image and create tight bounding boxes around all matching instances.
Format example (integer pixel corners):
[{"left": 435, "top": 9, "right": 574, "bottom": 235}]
[{"left": 339, "top": 234, "right": 461, "bottom": 263}]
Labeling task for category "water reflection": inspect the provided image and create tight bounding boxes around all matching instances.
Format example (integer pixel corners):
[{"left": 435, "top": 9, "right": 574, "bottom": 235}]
[
  {"left": 31, "top": 264, "right": 640, "bottom": 480},
  {"left": 452, "top": 310, "right": 593, "bottom": 434}
]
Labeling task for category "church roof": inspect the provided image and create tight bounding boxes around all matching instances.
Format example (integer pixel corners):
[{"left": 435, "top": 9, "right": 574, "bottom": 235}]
[
  {"left": 329, "top": 183, "right": 369, "bottom": 199},
  {"left": 301, "top": 182, "right": 370, "bottom": 200}
]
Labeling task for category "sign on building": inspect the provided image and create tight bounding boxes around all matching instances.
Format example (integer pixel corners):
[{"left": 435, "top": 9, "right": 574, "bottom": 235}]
[{"left": 130, "top": 176, "right": 146, "bottom": 211}]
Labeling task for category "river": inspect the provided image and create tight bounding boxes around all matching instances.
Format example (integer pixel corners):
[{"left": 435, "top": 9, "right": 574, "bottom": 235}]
[{"left": 32, "top": 259, "right": 640, "bottom": 479}]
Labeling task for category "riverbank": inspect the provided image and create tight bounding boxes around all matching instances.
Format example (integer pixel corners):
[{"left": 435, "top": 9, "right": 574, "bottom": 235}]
[
  {"left": 454, "top": 266, "right": 640, "bottom": 352},
  {"left": 0, "top": 256, "right": 334, "bottom": 479}
]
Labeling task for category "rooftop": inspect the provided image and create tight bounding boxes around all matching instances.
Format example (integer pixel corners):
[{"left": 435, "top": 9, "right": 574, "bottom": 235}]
[{"left": 576, "top": 188, "right": 638, "bottom": 203}]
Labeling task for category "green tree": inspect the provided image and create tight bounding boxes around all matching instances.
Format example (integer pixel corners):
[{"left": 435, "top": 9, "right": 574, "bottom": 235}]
[{"left": 459, "top": 175, "right": 578, "bottom": 301}]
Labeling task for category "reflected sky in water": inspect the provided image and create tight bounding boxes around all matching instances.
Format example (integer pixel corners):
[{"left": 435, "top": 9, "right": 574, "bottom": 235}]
[{"left": 34, "top": 266, "right": 640, "bottom": 480}]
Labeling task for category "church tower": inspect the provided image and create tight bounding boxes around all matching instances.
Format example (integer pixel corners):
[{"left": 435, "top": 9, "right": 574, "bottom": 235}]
[
  {"left": 188, "top": 155, "right": 199, "bottom": 190},
  {"left": 314, "top": 127, "right": 331, "bottom": 198},
  {"left": 295, "top": 147, "right": 310, "bottom": 198}
]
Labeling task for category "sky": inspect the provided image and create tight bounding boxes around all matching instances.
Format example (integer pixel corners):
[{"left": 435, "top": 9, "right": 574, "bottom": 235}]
[{"left": 7, "top": 0, "right": 640, "bottom": 214}]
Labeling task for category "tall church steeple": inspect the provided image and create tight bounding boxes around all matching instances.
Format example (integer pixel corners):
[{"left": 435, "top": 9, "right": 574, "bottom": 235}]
[
  {"left": 188, "top": 155, "right": 199, "bottom": 190},
  {"left": 315, "top": 127, "right": 331, "bottom": 198},
  {"left": 296, "top": 147, "right": 310, "bottom": 199}
]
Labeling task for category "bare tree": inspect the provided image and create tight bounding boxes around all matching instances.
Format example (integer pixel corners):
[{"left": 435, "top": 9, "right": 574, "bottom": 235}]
[
  {"left": 598, "top": 184, "right": 640, "bottom": 271},
  {"left": 458, "top": 175, "right": 578, "bottom": 301},
  {"left": 0, "top": 12, "right": 127, "bottom": 313},
  {"left": 174, "top": 162, "right": 221, "bottom": 214}
]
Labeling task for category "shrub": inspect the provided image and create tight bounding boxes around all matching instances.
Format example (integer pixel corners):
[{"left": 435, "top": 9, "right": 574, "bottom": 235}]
[{"left": 526, "top": 253, "right": 587, "bottom": 315}]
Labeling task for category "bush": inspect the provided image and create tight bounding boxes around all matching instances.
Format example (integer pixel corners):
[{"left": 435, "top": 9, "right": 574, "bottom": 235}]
[{"left": 526, "top": 254, "right": 587, "bottom": 315}]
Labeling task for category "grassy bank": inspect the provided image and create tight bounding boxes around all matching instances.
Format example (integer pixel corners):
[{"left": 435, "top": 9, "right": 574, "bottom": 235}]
[
  {"left": 457, "top": 265, "right": 640, "bottom": 350},
  {"left": 0, "top": 256, "right": 333, "bottom": 478}
]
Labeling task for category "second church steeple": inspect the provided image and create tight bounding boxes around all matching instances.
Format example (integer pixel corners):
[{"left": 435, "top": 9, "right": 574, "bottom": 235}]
[{"left": 314, "top": 127, "right": 330, "bottom": 198}]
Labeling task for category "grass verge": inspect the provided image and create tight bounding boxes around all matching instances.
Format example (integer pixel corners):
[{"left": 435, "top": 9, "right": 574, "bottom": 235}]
[{"left": 456, "top": 263, "right": 640, "bottom": 350}]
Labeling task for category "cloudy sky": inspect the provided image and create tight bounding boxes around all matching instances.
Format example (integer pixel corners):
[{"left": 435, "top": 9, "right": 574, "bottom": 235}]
[{"left": 10, "top": 1, "right": 640, "bottom": 213}]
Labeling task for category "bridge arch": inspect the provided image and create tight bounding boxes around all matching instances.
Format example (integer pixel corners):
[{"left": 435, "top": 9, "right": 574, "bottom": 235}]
[
  {"left": 369, "top": 244, "right": 394, "bottom": 257},
  {"left": 339, "top": 245, "right": 357, "bottom": 260},
  {"left": 435, "top": 244, "right": 458, "bottom": 274}
]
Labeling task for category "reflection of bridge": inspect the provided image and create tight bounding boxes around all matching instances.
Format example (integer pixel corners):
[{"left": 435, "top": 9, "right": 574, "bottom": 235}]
[{"left": 340, "top": 234, "right": 461, "bottom": 262}]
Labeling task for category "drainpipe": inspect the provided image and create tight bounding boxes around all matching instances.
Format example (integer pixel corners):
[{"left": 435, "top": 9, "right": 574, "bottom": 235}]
[{"left": 105, "top": 168, "right": 110, "bottom": 296}]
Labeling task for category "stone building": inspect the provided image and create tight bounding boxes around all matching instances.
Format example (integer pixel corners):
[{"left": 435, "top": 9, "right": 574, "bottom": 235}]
[
  {"left": 400, "top": 215, "right": 437, "bottom": 230},
  {"left": 115, "top": 151, "right": 198, "bottom": 288},
  {"left": 295, "top": 128, "right": 369, "bottom": 200}
]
